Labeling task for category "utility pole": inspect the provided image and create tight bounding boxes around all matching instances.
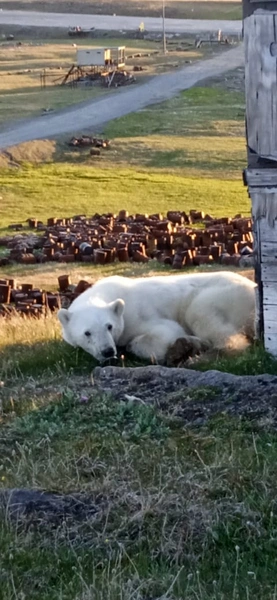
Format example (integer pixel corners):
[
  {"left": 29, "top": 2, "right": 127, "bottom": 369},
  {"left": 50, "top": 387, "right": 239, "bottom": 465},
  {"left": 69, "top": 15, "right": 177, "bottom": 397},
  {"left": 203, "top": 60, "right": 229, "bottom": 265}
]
[{"left": 162, "top": 0, "right": 167, "bottom": 54}]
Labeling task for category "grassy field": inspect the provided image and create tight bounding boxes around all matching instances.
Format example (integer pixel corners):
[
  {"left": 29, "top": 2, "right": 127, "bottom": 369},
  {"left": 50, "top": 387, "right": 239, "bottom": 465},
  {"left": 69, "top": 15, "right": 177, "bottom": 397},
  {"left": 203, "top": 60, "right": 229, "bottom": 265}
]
[
  {"left": 0, "top": 0, "right": 243, "bottom": 20},
  {"left": 1, "top": 358, "right": 277, "bottom": 599},
  {"left": 2, "top": 69, "right": 277, "bottom": 600},
  {"left": 0, "top": 79, "right": 250, "bottom": 367},
  {"left": 0, "top": 37, "right": 104, "bottom": 124},
  {"left": 0, "top": 163, "right": 248, "bottom": 230},
  {"left": 0, "top": 32, "right": 208, "bottom": 126},
  {"left": 0, "top": 84, "right": 247, "bottom": 230}
]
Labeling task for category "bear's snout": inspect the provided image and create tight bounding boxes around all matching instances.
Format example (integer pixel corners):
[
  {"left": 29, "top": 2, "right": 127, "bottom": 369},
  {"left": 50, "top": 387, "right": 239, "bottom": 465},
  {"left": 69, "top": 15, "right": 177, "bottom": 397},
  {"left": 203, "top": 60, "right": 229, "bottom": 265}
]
[{"left": 101, "top": 346, "right": 116, "bottom": 360}]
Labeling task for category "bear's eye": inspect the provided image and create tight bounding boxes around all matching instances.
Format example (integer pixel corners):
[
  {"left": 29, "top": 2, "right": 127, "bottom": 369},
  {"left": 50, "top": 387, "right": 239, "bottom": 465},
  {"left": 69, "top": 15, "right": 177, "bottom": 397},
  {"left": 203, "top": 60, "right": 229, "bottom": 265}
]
[
  {"left": 84, "top": 330, "right": 91, "bottom": 337},
  {"left": 107, "top": 324, "right": 113, "bottom": 331}
]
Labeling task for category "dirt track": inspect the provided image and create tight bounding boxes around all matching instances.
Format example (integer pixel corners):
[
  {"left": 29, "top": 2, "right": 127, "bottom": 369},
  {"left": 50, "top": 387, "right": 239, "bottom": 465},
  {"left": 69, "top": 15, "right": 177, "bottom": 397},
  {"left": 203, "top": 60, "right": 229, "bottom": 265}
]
[{"left": 0, "top": 44, "right": 243, "bottom": 150}]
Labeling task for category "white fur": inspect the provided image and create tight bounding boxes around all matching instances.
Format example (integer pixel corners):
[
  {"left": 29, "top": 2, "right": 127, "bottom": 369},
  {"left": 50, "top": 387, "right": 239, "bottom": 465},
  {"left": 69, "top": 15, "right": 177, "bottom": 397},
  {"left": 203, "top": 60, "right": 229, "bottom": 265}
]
[{"left": 57, "top": 272, "right": 256, "bottom": 363}]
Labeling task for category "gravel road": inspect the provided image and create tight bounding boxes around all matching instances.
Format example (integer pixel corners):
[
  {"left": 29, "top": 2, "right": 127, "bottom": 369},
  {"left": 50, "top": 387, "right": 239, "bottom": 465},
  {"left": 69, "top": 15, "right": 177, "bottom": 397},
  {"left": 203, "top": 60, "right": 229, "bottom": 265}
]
[
  {"left": 0, "top": 44, "right": 243, "bottom": 150},
  {"left": 0, "top": 9, "right": 242, "bottom": 35}
]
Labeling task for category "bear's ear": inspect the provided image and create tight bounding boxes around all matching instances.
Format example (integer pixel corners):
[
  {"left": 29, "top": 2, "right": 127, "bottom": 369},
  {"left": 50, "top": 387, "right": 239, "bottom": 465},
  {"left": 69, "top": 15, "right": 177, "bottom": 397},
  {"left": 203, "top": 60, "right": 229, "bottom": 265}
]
[
  {"left": 57, "top": 308, "right": 71, "bottom": 327},
  {"left": 109, "top": 298, "right": 125, "bottom": 317}
]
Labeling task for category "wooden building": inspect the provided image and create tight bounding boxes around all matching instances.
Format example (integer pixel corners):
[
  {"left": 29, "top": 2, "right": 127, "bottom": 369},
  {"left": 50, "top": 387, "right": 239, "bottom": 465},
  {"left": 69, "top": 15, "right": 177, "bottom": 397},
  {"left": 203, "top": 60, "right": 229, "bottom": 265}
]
[{"left": 243, "top": 0, "right": 277, "bottom": 354}]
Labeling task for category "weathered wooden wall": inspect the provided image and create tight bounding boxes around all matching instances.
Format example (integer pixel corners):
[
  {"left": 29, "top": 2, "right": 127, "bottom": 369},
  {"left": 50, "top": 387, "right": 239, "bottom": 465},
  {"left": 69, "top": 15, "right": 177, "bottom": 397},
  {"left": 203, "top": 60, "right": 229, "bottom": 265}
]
[
  {"left": 244, "top": 13, "right": 277, "bottom": 161},
  {"left": 243, "top": 0, "right": 277, "bottom": 20},
  {"left": 252, "top": 211, "right": 277, "bottom": 354},
  {"left": 243, "top": 1, "right": 277, "bottom": 353}
]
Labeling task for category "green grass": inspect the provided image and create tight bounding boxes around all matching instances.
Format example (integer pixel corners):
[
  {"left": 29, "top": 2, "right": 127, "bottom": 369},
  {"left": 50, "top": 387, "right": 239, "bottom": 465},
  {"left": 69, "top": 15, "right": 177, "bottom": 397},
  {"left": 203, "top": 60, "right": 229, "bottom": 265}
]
[
  {"left": 0, "top": 164, "right": 249, "bottom": 231},
  {"left": 0, "top": 52, "right": 273, "bottom": 600},
  {"left": 0, "top": 86, "right": 248, "bottom": 230},
  {"left": 195, "top": 343, "right": 277, "bottom": 376},
  {"left": 1, "top": 380, "right": 277, "bottom": 599},
  {"left": 101, "top": 88, "right": 246, "bottom": 174},
  {"left": 105, "top": 87, "right": 245, "bottom": 139},
  {"left": 0, "top": 85, "right": 107, "bottom": 125},
  {"left": 1, "top": 304, "right": 277, "bottom": 380}
]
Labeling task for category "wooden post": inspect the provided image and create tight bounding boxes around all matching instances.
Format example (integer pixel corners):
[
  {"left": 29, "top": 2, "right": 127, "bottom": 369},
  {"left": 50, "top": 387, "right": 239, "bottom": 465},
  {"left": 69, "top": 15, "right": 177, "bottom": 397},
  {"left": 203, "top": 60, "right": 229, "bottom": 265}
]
[{"left": 243, "top": 0, "right": 277, "bottom": 354}]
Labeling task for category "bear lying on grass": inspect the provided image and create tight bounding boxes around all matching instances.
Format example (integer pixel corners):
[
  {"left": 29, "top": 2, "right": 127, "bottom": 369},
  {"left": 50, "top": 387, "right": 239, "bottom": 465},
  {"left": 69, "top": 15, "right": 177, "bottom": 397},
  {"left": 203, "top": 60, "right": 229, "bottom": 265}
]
[{"left": 57, "top": 272, "right": 256, "bottom": 364}]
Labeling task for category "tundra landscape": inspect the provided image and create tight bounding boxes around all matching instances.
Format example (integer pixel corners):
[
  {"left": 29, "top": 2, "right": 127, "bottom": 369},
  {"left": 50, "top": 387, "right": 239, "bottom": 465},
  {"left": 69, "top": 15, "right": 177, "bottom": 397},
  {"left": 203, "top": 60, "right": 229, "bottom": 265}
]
[{"left": 1, "top": 2, "right": 277, "bottom": 599}]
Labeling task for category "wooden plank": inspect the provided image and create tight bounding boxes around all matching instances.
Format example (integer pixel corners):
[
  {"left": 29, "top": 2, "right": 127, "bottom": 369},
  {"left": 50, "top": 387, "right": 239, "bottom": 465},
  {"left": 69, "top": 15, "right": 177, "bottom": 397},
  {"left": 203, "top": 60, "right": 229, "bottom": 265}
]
[
  {"left": 264, "top": 318, "right": 277, "bottom": 335},
  {"left": 247, "top": 170, "right": 277, "bottom": 187},
  {"left": 264, "top": 334, "right": 277, "bottom": 355},
  {"left": 250, "top": 191, "right": 277, "bottom": 228},
  {"left": 253, "top": 218, "right": 264, "bottom": 338},
  {"left": 264, "top": 304, "right": 277, "bottom": 325},
  {"left": 245, "top": 14, "right": 277, "bottom": 158},
  {"left": 263, "top": 282, "right": 277, "bottom": 303},
  {"left": 259, "top": 14, "right": 277, "bottom": 158},
  {"left": 261, "top": 263, "right": 277, "bottom": 280},
  {"left": 244, "top": 16, "right": 260, "bottom": 152},
  {"left": 260, "top": 14, "right": 276, "bottom": 158},
  {"left": 261, "top": 241, "right": 277, "bottom": 261},
  {"left": 259, "top": 217, "right": 277, "bottom": 240},
  {"left": 244, "top": 1, "right": 277, "bottom": 19}
]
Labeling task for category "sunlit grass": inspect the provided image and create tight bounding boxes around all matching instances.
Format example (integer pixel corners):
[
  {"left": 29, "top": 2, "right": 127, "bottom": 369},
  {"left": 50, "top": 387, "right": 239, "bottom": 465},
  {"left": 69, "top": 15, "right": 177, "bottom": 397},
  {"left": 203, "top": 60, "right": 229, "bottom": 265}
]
[{"left": 0, "top": 163, "right": 249, "bottom": 230}]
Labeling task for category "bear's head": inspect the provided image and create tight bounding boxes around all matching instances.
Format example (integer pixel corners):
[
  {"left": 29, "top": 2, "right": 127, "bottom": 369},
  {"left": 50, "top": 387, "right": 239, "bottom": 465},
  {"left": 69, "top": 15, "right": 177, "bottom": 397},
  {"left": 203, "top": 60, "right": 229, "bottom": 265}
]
[{"left": 57, "top": 298, "right": 125, "bottom": 362}]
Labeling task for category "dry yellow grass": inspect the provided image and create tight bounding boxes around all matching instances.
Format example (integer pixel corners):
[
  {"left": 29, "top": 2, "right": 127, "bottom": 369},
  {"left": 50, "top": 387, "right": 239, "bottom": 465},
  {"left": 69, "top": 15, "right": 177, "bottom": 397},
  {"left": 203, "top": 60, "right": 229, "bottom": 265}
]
[
  {"left": 1, "top": 260, "right": 254, "bottom": 290},
  {"left": 0, "top": 309, "right": 60, "bottom": 349},
  {"left": 0, "top": 41, "right": 106, "bottom": 123}
]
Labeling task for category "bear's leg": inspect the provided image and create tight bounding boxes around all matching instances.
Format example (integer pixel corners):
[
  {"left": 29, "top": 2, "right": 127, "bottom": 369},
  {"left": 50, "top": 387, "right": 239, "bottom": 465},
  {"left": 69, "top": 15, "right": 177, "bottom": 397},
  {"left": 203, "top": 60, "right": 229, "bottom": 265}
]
[
  {"left": 190, "top": 316, "right": 250, "bottom": 352},
  {"left": 126, "top": 320, "right": 202, "bottom": 363},
  {"left": 165, "top": 336, "right": 206, "bottom": 366}
]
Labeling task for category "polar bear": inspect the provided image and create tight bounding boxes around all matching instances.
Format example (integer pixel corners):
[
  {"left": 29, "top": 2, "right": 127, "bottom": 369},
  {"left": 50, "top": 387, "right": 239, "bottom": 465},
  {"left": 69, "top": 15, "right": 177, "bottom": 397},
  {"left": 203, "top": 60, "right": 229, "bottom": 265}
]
[{"left": 57, "top": 271, "right": 256, "bottom": 363}]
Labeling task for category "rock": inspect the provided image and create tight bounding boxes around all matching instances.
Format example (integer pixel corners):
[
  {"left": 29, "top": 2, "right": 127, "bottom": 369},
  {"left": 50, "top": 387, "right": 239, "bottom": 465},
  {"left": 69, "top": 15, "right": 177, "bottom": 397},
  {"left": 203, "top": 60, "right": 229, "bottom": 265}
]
[
  {"left": 0, "top": 488, "right": 104, "bottom": 523},
  {"left": 239, "top": 255, "right": 255, "bottom": 268},
  {"left": 93, "top": 365, "right": 277, "bottom": 429},
  {"left": 93, "top": 365, "right": 277, "bottom": 391}
]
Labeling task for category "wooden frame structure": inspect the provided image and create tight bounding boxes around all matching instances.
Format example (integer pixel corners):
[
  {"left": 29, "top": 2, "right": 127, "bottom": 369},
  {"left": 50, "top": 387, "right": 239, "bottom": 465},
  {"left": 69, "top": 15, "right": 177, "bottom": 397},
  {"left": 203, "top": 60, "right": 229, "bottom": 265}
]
[{"left": 243, "top": 0, "right": 277, "bottom": 354}]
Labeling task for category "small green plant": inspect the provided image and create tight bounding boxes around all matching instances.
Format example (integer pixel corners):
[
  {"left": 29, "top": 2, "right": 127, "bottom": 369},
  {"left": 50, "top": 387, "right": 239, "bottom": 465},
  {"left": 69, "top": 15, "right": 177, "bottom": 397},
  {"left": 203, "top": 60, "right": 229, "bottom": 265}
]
[{"left": 8, "top": 390, "right": 169, "bottom": 441}]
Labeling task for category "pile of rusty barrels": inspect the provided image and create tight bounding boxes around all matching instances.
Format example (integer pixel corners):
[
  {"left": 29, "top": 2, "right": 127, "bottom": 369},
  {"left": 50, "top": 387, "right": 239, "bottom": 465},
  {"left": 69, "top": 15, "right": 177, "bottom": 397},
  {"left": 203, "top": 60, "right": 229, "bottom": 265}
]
[
  {"left": 0, "top": 209, "right": 253, "bottom": 269},
  {"left": 0, "top": 277, "right": 90, "bottom": 317}
]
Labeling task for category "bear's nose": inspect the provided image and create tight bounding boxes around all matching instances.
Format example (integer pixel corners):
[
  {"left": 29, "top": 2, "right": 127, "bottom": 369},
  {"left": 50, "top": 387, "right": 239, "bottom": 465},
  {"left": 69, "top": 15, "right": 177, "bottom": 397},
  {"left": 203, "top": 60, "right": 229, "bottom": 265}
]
[{"left": 102, "top": 347, "right": 116, "bottom": 359}]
